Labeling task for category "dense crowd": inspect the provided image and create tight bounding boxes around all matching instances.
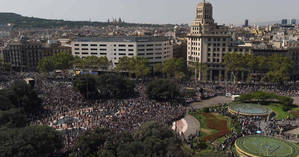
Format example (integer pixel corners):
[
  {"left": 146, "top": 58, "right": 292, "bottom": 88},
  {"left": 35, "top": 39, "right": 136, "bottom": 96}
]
[
  {"left": 185, "top": 81, "right": 299, "bottom": 97},
  {"left": 27, "top": 76, "right": 186, "bottom": 150}
]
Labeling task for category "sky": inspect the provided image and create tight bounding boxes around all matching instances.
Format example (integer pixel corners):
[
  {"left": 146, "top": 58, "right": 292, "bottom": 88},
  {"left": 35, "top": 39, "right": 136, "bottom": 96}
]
[{"left": 0, "top": 0, "right": 299, "bottom": 25}]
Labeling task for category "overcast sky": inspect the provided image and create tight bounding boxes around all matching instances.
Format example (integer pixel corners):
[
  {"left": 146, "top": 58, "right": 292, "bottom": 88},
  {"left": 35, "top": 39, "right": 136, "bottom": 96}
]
[{"left": 0, "top": 0, "right": 298, "bottom": 25}]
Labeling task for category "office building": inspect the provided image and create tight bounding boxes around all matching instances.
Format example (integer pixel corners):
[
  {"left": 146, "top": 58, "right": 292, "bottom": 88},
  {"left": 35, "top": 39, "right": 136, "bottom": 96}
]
[
  {"left": 291, "top": 19, "right": 296, "bottom": 25},
  {"left": 244, "top": 19, "right": 249, "bottom": 27},
  {"left": 71, "top": 36, "right": 173, "bottom": 66},
  {"left": 281, "top": 19, "right": 288, "bottom": 25},
  {"left": 187, "top": 0, "right": 251, "bottom": 81},
  {"left": 3, "top": 39, "right": 71, "bottom": 71}
]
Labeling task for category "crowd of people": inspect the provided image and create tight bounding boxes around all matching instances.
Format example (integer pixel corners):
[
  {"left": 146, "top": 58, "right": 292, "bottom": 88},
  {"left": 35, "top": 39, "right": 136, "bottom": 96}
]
[
  {"left": 1, "top": 72, "right": 299, "bottom": 152},
  {"left": 27, "top": 76, "right": 186, "bottom": 150},
  {"left": 185, "top": 81, "right": 299, "bottom": 98}
]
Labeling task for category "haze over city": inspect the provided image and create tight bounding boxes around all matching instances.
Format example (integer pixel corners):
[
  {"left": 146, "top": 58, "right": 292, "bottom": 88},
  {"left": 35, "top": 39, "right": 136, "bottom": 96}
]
[{"left": 0, "top": 0, "right": 299, "bottom": 24}]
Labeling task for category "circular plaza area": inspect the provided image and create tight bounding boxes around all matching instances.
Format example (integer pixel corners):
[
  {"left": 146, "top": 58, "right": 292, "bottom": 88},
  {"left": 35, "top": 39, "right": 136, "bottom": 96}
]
[
  {"left": 228, "top": 103, "right": 272, "bottom": 116},
  {"left": 235, "top": 136, "right": 299, "bottom": 157}
]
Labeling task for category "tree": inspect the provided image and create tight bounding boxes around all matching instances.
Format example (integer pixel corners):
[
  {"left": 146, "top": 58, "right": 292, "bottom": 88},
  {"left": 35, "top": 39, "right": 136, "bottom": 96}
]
[
  {"left": 38, "top": 52, "right": 74, "bottom": 73},
  {"left": 262, "top": 55, "right": 294, "bottom": 83},
  {"left": 69, "top": 122, "right": 191, "bottom": 157},
  {"left": 0, "top": 80, "right": 42, "bottom": 113},
  {"left": 96, "top": 74, "right": 135, "bottom": 99},
  {"left": 74, "top": 56, "right": 110, "bottom": 70},
  {"left": 116, "top": 57, "right": 151, "bottom": 78},
  {"left": 0, "top": 126, "right": 64, "bottom": 157},
  {"left": 73, "top": 75, "right": 98, "bottom": 99},
  {"left": 0, "top": 108, "right": 27, "bottom": 128},
  {"left": 134, "top": 122, "right": 190, "bottom": 157},
  {"left": 224, "top": 53, "right": 248, "bottom": 84},
  {"left": 189, "top": 62, "right": 208, "bottom": 81},
  {"left": 146, "top": 79, "right": 181, "bottom": 101}
]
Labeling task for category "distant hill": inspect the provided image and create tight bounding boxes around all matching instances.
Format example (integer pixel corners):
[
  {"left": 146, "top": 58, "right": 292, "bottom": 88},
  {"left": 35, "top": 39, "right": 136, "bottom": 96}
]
[{"left": 0, "top": 12, "right": 164, "bottom": 28}]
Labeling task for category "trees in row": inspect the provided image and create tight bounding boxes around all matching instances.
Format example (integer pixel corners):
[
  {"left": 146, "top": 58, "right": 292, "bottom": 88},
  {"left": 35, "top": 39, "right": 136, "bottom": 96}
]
[
  {"left": 38, "top": 52, "right": 110, "bottom": 73},
  {"left": 224, "top": 53, "right": 294, "bottom": 83},
  {"left": 146, "top": 79, "right": 181, "bottom": 101},
  {"left": 73, "top": 74, "right": 135, "bottom": 99},
  {"left": 116, "top": 56, "right": 151, "bottom": 78},
  {"left": 73, "top": 73, "right": 185, "bottom": 102},
  {"left": 154, "top": 58, "right": 187, "bottom": 80},
  {"left": 69, "top": 122, "right": 191, "bottom": 157},
  {"left": 239, "top": 91, "right": 294, "bottom": 106}
]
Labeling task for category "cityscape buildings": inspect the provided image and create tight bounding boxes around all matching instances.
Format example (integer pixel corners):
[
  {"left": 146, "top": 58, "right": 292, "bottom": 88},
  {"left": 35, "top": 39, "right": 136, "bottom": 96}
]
[{"left": 71, "top": 36, "right": 173, "bottom": 67}]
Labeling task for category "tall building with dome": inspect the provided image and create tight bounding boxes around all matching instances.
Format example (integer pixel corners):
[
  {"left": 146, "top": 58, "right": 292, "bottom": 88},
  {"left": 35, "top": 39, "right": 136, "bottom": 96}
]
[{"left": 187, "top": 0, "right": 234, "bottom": 81}]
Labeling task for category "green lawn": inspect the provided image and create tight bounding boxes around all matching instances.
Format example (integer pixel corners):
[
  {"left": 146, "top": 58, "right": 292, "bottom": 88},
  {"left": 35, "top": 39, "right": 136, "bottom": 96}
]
[{"left": 268, "top": 104, "right": 295, "bottom": 120}]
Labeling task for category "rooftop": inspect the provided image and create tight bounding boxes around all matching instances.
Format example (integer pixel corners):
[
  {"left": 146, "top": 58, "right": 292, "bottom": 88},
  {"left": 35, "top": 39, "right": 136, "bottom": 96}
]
[{"left": 73, "top": 36, "right": 170, "bottom": 43}]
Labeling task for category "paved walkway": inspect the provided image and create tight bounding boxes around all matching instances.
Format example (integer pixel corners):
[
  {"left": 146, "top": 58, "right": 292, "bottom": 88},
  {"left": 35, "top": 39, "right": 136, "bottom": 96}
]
[
  {"left": 183, "top": 114, "right": 200, "bottom": 137},
  {"left": 190, "top": 96, "right": 233, "bottom": 110}
]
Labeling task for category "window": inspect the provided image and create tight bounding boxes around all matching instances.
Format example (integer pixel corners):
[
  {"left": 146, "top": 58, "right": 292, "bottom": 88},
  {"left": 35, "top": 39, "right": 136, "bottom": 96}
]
[
  {"left": 146, "top": 48, "right": 153, "bottom": 51},
  {"left": 82, "top": 52, "right": 88, "bottom": 55},
  {"left": 99, "top": 44, "right": 107, "bottom": 47},
  {"left": 91, "top": 48, "right": 97, "bottom": 51},
  {"left": 119, "top": 49, "right": 126, "bottom": 51},
  {"left": 75, "top": 48, "right": 80, "bottom": 50},
  {"left": 146, "top": 53, "right": 153, "bottom": 55},
  {"left": 75, "top": 52, "right": 80, "bottom": 55},
  {"left": 138, "top": 49, "right": 145, "bottom": 51},
  {"left": 128, "top": 53, "right": 134, "bottom": 56},
  {"left": 91, "top": 53, "right": 98, "bottom": 55},
  {"left": 119, "top": 44, "right": 126, "bottom": 47},
  {"left": 74, "top": 44, "right": 79, "bottom": 46},
  {"left": 82, "top": 48, "right": 88, "bottom": 50},
  {"left": 81, "top": 44, "right": 88, "bottom": 46},
  {"left": 128, "top": 49, "right": 134, "bottom": 51},
  {"left": 138, "top": 53, "right": 145, "bottom": 56},
  {"left": 119, "top": 53, "right": 126, "bottom": 56},
  {"left": 100, "top": 49, "right": 107, "bottom": 51},
  {"left": 128, "top": 45, "right": 134, "bottom": 47},
  {"left": 100, "top": 53, "right": 107, "bottom": 55},
  {"left": 147, "top": 44, "right": 154, "bottom": 47},
  {"left": 137, "top": 45, "right": 145, "bottom": 47},
  {"left": 90, "top": 44, "right": 97, "bottom": 47}
]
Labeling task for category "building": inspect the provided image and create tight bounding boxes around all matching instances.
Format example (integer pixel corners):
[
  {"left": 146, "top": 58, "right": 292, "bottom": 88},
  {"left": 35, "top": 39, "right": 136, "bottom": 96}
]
[
  {"left": 71, "top": 36, "right": 173, "bottom": 66},
  {"left": 281, "top": 19, "right": 288, "bottom": 25},
  {"left": 187, "top": 0, "right": 241, "bottom": 81},
  {"left": 291, "top": 19, "right": 296, "bottom": 25},
  {"left": 3, "top": 39, "right": 71, "bottom": 71},
  {"left": 244, "top": 19, "right": 249, "bottom": 27}
]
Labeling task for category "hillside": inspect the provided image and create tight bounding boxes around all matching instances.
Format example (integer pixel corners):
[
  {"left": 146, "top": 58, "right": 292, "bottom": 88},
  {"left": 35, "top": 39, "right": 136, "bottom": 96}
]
[{"left": 0, "top": 12, "right": 162, "bottom": 28}]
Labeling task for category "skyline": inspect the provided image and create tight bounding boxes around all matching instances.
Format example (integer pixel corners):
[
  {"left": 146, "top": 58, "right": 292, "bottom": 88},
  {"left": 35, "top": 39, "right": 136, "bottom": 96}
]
[{"left": 0, "top": 0, "right": 299, "bottom": 25}]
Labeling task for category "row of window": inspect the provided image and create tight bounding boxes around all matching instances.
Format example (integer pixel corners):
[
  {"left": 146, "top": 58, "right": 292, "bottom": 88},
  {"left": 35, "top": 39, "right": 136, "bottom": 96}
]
[{"left": 74, "top": 44, "right": 134, "bottom": 47}]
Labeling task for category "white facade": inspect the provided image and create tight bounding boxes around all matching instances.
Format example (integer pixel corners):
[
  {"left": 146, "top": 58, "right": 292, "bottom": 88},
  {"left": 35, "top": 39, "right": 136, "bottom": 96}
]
[{"left": 71, "top": 36, "right": 173, "bottom": 66}]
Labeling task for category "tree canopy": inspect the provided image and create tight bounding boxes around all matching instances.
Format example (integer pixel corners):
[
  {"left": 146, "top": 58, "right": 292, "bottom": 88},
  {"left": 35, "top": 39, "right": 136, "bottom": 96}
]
[
  {"left": 0, "top": 126, "right": 64, "bottom": 157},
  {"left": 38, "top": 52, "right": 74, "bottom": 73},
  {"left": 69, "top": 122, "right": 191, "bottom": 157},
  {"left": 154, "top": 58, "right": 187, "bottom": 80},
  {"left": 0, "top": 80, "right": 42, "bottom": 113},
  {"left": 73, "top": 73, "right": 135, "bottom": 99},
  {"left": 146, "top": 79, "right": 181, "bottom": 101},
  {"left": 116, "top": 57, "right": 151, "bottom": 78},
  {"left": 224, "top": 53, "right": 294, "bottom": 83}
]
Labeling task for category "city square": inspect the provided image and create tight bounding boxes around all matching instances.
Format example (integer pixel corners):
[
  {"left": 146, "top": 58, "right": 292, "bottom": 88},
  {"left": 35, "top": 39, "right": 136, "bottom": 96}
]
[{"left": 0, "top": 0, "right": 299, "bottom": 157}]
